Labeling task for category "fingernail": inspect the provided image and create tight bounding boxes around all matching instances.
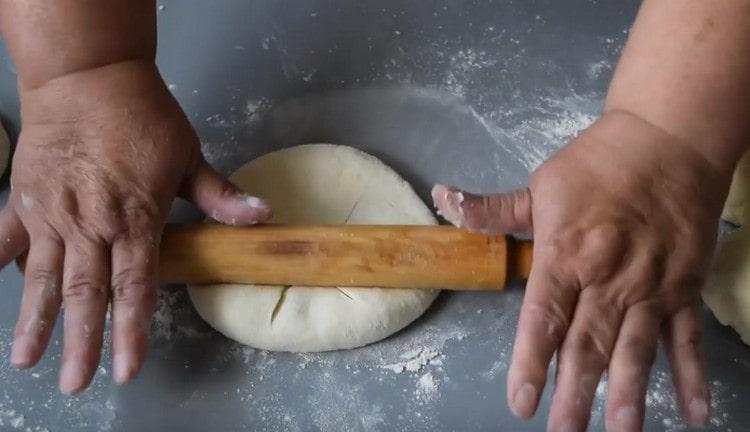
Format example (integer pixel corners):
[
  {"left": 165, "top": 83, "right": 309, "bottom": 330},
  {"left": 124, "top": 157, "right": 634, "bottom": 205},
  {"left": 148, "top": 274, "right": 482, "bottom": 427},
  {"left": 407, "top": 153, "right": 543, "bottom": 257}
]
[
  {"left": 430, "top": 184, "right": 448, "bottom": 203},
  {"left": 238, "top": 194, "right": 270, "bottom": 210},
  {"left": 614, "top": 405, "right": 639, "bottom": 431},
  {"left": 10, "top": 337, "right": 36, "bottom": 369},
  {"left": 238, "top": 194, "right": 273, "bottom": 222},
  {"left": 431, "top": 185, "right": 465, "bottom": 227},
  {"left": 510, "top": 383, "right": 538, "bottom": 418},
  {"left": 59, "top": 361, "right": 86, "bottom": 395},
  {"left": 687, "top": 397, "right": 708, "bottom": 426},
  {"left": 113, "top": 353, "right": 135, "bottom": 384}
]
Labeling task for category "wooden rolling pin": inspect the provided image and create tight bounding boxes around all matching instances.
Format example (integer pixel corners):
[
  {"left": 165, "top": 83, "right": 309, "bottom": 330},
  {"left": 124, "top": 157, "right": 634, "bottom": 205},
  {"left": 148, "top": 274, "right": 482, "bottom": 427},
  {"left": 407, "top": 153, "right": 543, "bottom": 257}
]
[{"left": 161, "top": 224, "right": 533, "bottom": 290}]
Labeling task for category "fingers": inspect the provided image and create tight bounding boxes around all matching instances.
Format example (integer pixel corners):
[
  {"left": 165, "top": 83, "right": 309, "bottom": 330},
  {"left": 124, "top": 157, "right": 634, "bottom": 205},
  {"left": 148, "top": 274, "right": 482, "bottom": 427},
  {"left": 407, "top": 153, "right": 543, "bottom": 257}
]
[
  {"left": 59, "top": 238, "right": 110, "bottom": 395},
  {"left": 10, "top": 233, "right": 63, "bottom": 368},
  {"left": 664, "top": 304, "right": 709, "bottom": 427},
  {"left": 605, "top": 303, "right": 661, "bottom": 432},
  {"left": 506, "top": 263, "right": 578, "bottom": 419},
  {"left": 110, "top": 236, "right": 158, "bottom": 384},
  {"left": 182, "top": 158, "right": 272, "bottom": 225},
  {"left": 431, "top": 184, "right": 532, "bottom": 234},
  {"left": 0, "top": 207, "right": 29, "bottom": 269},
  {"left": 547, "top": 289, "right": 623, "bottom": 432}
]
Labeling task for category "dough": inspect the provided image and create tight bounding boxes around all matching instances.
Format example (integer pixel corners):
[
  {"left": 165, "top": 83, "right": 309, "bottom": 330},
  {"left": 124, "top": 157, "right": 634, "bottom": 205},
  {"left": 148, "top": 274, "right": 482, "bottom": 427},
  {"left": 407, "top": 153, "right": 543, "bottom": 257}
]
[
  {"left": 722, "top": 150, "right": 750, "bottom": 225},
  {"left": 710, "top": 149, "right": 750, "bottom": 344},
  {"left": 703, "top": 228, "right": 750, "bottom": 345},
  {"left": 188, "top": 144, "right": 439, "bottom": 352},
  {"left": 0, "top": 124, "right": 10, "bottom": 177}
]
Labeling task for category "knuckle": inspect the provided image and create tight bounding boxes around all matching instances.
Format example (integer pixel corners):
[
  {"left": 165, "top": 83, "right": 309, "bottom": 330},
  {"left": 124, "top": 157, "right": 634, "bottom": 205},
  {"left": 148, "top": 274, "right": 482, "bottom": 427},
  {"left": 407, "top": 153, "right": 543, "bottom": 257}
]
[
  {"left": 621, "top": 335, "right": 657, "bottom": 366},
  {"left": 541, "top": 234, "right": 569, "bottom": 261},
  {"left": 677, "top": 255, "right": 705, "bottom": 282},
  {"left": 586, "top": 223, "right": 624, "bottom": 253},
  {"left": 673, "top": 326, "right": 702, "bottom": 351},
  {"left": 640, "top": 247, "right": 667, "bottom": 284},
  {"left": 524, "top": 299, "right": 570, "bottom": 342},
  {"left": 27, "top": 268, "right": 59, "bottom": 290},
  {"left": 57, "top": 187, "right": 79, "bottom": 218},
  {"left": 63, "top": 276, "right": 106, "bottom": 302},
  {"left": 676, "top": 271, "right": 704, "bottom": 294},
  {"left": 121, "top": 198, "right": 160, "bottom": 239},
  {"left": 509, "top": 188, "right": 531, "bottom": 219},
  {"left": 565, "top": 329, "right": 612, "bottom": 366},
  {"left": 488, "top": 190, "right": 531, "bottom": 229},
  {"left": 111, "top": 269, "right": 155, "bottom": 305},
  {"left": 577, "top": 224, "right": 627, "bottom": 284},
  {"left": 664, "top": 254, "right": 705, "bottom": 296}
]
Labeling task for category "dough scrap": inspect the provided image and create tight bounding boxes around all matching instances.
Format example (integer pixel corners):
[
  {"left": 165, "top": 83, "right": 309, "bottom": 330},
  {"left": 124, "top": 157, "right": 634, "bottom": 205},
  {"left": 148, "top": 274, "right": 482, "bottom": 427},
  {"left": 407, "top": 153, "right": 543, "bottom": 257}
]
[
  {"left": 703, "top": 228, "right": 750, "bottom": 345},
  {"left": 188, "top": 144, "right": 439, "bottom": 352}
]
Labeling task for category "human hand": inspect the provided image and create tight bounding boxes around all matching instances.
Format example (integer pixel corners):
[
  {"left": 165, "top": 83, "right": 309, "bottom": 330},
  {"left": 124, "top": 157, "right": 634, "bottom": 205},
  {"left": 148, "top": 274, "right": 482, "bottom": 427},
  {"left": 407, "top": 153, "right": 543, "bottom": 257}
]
[
  {"left": 433, "top": 110, "right": 729, "bottom": 431},
  {"left": 3, "top": 60, "right": 272, "bottom": 394}
]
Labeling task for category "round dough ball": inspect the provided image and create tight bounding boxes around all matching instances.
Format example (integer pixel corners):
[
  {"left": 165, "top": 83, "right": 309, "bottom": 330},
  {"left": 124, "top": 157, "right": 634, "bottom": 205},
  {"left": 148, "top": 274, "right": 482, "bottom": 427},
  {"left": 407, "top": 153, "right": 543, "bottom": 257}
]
[
  {"left": 0, "top": 124, "right": 10, "bottom": 177},
  {"left": 703, "top": 228, "right": 750, "bottom": 345},
  {"left": 722, "top": 150, "right": 750, "bottom": 225},
  {"left": 188, "top": 144, "right": 439, "bottom": 352}
]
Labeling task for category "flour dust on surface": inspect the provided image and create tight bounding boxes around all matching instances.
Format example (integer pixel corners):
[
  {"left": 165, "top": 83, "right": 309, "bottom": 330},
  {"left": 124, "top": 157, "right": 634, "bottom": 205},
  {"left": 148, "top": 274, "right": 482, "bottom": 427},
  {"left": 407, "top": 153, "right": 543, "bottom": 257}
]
[{"left": 0, "top": 325, "right": 118, "bottom": 431}]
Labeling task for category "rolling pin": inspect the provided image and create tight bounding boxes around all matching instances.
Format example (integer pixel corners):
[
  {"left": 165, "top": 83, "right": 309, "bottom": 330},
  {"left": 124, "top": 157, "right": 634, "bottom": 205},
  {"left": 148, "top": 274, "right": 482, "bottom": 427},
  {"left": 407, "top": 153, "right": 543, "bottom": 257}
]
[{"left": 160, "top": 224, "right": 533, "bottom": 290}]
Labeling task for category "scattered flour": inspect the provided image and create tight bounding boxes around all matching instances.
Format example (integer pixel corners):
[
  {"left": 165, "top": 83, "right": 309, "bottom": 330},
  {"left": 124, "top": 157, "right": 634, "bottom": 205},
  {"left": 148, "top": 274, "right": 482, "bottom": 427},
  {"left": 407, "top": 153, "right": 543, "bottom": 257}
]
[
  {"left": 380, "top": 348, "right": 442, "bottom": 374},
  {"left": 481, "top": 352, "right": 510, "bottom": 382},
  {"left": 415, "top": 372, "right": 439, "bottom": 402},
  {"left": 587, "top": 370, "right": 736, "bottom": 431},
  {"left": 152, "top": 288, "right": 216, "bottom": 342},
  {"left": 0, "top": 326, "right": 118, "bottom": 432},
  {"left": 587, "top": 60, "right": 612, "bottom": 79},
  {"left": 442, "top": 49, "right": 499, "bottom": 99},
  {"left": 151, "top": 289, "right": 178, "bottom": 340},
  {"left": 199, "top": 97, "right": 273, "bottom": 168},
  {"left": 0, "top": 410, "right": 25, "bottom": 429}
]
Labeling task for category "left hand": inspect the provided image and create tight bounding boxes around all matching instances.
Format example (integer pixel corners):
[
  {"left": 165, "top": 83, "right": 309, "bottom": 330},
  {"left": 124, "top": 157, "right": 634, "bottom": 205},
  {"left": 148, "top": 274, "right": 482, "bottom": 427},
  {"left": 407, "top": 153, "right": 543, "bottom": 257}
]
[{"left": 3, "top": 60, "right": 272, "bottom": 394}]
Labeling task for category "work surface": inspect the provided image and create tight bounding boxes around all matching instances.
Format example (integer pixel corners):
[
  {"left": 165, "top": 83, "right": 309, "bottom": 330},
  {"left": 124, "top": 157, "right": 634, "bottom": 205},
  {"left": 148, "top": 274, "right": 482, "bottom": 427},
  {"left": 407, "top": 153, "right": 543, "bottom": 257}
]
[{"left": 0, "top": 0, "right": 747, "bottom": 430}]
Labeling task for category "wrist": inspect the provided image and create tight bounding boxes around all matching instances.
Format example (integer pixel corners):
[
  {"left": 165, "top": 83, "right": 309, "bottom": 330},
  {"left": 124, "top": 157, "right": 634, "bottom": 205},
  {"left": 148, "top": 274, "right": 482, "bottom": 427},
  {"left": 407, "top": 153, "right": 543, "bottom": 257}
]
[
  {"left": 0, "top": 0, "right": 157, "bottom": 91},
  {"left": 584, "top": 110, "right": 736, "bottom": 214},
  {"left": 19, "top": 59, "right": 167, "bottom": 125},
  {"left": 600, "top": 108, "right": 742, "bottom": 176},
  {"left": 16, "top": 53, "right": 158, "bottom": 94}
]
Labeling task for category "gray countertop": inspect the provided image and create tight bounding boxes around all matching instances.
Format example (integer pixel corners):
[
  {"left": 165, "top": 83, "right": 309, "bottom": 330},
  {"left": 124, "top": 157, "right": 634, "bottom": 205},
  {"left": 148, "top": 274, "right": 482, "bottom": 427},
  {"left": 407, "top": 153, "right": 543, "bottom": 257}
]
[{"left": 0, "top": 1, "right": 747, "bottom": 431}]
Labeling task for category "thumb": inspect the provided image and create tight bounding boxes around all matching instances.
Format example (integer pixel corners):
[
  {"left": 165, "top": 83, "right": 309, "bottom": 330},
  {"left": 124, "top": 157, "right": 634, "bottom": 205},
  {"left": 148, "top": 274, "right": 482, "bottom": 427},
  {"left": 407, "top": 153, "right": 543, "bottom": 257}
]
[
  {"left": 182, "top": 159, "right": 273, "bottom": 225},
  {"left": 431, "top": 184, "right": 532, "bottom": 234}
]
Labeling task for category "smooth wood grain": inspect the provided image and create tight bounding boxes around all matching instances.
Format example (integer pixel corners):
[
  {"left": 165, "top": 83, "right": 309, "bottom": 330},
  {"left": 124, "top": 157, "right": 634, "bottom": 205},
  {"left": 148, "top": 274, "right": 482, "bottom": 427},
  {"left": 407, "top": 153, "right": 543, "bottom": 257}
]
[{"left": 160, "top": 224, "right": 533, "bottom": 290}]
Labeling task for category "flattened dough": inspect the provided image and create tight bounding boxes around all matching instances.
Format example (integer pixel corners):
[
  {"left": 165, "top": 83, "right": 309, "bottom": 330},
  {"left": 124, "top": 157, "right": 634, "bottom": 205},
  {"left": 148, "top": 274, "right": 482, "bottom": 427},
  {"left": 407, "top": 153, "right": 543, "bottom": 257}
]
[
  {"left": 188, "top": 144, "right": 439, "bottom": 352},
  {"left": 711, "top": 150, "right": 750, "bottom": 344},
  {"left": 703, "top": 228, "right": 750, "bottom": 345}
]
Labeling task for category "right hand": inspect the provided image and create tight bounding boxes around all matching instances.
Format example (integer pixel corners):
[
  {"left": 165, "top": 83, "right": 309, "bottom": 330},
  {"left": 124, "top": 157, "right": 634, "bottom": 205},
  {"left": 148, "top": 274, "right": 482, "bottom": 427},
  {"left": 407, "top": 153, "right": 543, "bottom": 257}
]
[
  {"left": 434, "top": 110, "right": 728, "bottom": 431},
  {"left": 3, "top": 60, "right": 272, "bottom": 394}
]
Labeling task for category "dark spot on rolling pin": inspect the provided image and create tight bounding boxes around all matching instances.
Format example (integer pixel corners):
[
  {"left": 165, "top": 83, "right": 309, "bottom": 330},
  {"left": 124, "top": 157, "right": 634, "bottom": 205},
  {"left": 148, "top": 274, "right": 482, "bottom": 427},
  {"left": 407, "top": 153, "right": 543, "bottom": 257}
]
[{"left": 258, "top": 241, "right": 317, "bottom": 255}]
